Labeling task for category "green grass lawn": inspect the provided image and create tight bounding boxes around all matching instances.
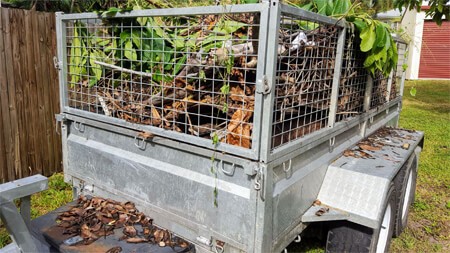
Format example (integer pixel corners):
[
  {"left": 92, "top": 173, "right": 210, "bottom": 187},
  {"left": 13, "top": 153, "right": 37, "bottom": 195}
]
[{"left": 1, "top": 80, "right": 449, "bottom": 251}]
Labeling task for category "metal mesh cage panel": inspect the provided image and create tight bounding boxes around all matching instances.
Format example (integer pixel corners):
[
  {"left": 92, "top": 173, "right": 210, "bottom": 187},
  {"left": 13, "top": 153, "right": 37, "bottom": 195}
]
[
  {"left": 270, "top": 14, "right": 339, "bottom": 149},
  {"left": 65, "top": 13, "right": 260, "bottom": 149},
  {"left": 370, "top": 71, "right": 389, "bottom": 108},
  {"left": 337, "top": 28, "right": 367, "bottom": 122}
]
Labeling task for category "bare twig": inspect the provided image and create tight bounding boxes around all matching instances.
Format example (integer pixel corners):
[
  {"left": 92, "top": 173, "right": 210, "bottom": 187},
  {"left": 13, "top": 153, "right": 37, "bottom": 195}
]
[{"left": 94, "top": 60, "right": 154, "bottom": 79}]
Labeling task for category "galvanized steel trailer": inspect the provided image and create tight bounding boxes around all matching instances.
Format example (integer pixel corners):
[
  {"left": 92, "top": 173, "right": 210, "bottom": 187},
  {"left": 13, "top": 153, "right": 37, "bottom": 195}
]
[{"left": 0, "top": 1, "right": 423, "bottom": 253}]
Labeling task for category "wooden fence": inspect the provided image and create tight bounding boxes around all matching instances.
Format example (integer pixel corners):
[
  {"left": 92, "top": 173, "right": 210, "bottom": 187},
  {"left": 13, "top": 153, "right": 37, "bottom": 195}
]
[{"left": 0, "top": 7, "right": 62, "bottom": 183}]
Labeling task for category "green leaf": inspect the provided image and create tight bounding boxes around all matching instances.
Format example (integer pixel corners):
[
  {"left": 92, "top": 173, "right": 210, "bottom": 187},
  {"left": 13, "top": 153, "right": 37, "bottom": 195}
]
[
  {"left": 222, "top": 102, "right": 228, "bottom": 113},
  {"left": 104, "top": 38, "right": 117, "bottom": 54},
  {"left": 244, "top": 0, "right": 259, "bottom": 3},
  {"left": 220, "top": 84, "right": 230, "bottom": 95},
  {"left": 88, "top": 78, "right": 97, "bottom": 87},
  {"left": 173, "top": 54, "right": 187, "bottom": 75},
  {"left": 410, "top": 87, "right": 417, "bottom": 97},
  {"left": 200, "top": 35, "right": 231, "bottom": 52},
  {"left": 101, "top": 7, "right": 121, "bottom": 18},
  {"left": 353, "top": 18, "right": 367, "bottom": 31},
  {"left": 131, "top": 31, "right": 142, "bottom": 49},
  {"left": 384, "top": 31, "right": 391, "bottom": 50},
  {"left": 332, "top": 0, "right": 351, "bottom": 15},
  {"left": 214, "top": 20, "right": 245, "bottom": 34},
  {"left": 314, "top": 0, "right": 328, "bottom": 15},
  {"left": 69, "top": 24, "right": 85, "bottom": 85},
  {"left": 212, "top": 133, "right": 219, "bottom": 145},
  {"left": 375, "top": 23, "right": 386, "bottom": 48},
  {"left": 297, "top": 20, "right": 319, "bottom": 31},
  {"left": 120, "top": 32, "right": 131, "bottom": 44},
  {"left": 89, "top": 53, "right": 102, "bottom": 80},
  {"left": 301, "top": 2, "right": 313, "bottom": 11},
  {"left": 360, "top": 24, "right": 376, "bottom": 52},
  {"left": 169, "top": 34, "right": 185, "bottom": 50},
  {"left": 363, "top": 53, "right": 377, "bottom": 68},
  {"left": 95, "top": 37, "right": 110, "bottom": 47},
  {"left": 124, "top": 41, "right": 137, "bottom": 61},
  {"left": 402, "top": 63, "right": 408, "bottom": 72}
]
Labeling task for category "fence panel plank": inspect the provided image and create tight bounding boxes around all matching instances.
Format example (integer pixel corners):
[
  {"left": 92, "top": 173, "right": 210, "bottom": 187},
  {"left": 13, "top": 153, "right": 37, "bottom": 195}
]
[
  {"left": 1, "top": 8, "right": 19, "bottom": 181},
  {"left": 23, "top": 9, "right": 41, "bottom": 176},
  {"left": 45, "top": 12, "right": 60, "bottom": 175},
  {"left": 31, "top": 10, "right": 48, "bottom": 177},
  {"left": 37, "top": 12, "right": 55, "bottom": 176},
  {"left": 0, "top": 9, "right": 9, "bottom": 183},
  {"left": 11, "top": 9, "right": 29, "bottom": 179}
]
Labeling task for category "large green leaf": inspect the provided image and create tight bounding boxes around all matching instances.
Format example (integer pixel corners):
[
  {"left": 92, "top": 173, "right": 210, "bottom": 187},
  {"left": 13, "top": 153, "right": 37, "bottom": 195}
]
[
  {"left": 131, "top": 31, "right": 141, "bottom": 48},
  {"left": 173, "top": 54, "right": 187, "bottom": 75},
  {"left": 124, "top": 41, "right": 137, "bottom": 61},
  {"left": 360, "top": 24, "right": 376, "bottom": 52},
  {"left": 297, "top": 20, "right": 319, "bottom": 30},
  {"left": 375, "top": 23, "right": 386, "bottom": 48},
  {"left": 314, "top": 0, "right": 329, "bottom": 15},
  {"left": 101, "top": 7, "right": 121, "bottom": 18},
  {"left": 384, "top": 32, "right": 391, "bottom": 51},
  {"left": 353, "top": 18, "right": 367, "bottom": 31},
  {"left": 301, "top": 2, "right": 313, "bottom": 11},
  {"left": 363, "top": 47, "right": 386, "bottom": 68},
  {"left": 70, "top": 23, "right": 86, "bottom": 85},
  {"left": 332, "top": 0, "right": 351, "bottom": 15},
  {"left": 120, "top": 31, "right": 131, "bottom": 44},
  {"left": 94, "top": 37, "right": 110, "bottom": 47},
  {"left": 104, "top": 38, "right": 117, "bottom": 55},
  {"left": 326, "top": 0, "right": 334, "bottom": 15},
  {"left": 200, "top": 35, "right": 231, "bottom": 51}
]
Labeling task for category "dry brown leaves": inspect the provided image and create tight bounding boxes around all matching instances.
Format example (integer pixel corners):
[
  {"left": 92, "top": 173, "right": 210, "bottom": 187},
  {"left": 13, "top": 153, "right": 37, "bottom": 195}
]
[
  {"left": 56, "top": 195, "right": 190, "bottom": 249},
  {"left": 359, "top": 143, "right": 382, "bottom": 151},
  {"left": 343, "top": 149, "right": 373, "bottom": 159},
  {"left": 226, "top": 107, "right": 253, "bottom": 149}
]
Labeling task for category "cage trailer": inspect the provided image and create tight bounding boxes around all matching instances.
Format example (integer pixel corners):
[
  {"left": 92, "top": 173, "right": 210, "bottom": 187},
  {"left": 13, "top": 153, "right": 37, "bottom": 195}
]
[{"left": 0, "top": 1, "right": 423, "bottom": 253}]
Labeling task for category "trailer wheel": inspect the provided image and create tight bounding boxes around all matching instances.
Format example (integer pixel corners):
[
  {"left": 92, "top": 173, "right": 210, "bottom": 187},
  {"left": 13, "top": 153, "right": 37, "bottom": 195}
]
[
  {"left": 393, "top": 154, "right": 418, "bottom": 237},
  {"left": 326, "top": 184, "right": 396, "bottom": 253}
]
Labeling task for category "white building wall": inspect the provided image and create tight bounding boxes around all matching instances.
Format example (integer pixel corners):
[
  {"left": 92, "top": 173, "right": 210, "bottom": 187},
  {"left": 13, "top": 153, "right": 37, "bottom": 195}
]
[{"left": 401, "top": 9, "right": 426, "bottom": 79}]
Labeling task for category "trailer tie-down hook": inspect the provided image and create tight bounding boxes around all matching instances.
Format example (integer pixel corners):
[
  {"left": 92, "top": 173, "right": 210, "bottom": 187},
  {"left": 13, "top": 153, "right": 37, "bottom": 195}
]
[
  {"left": 214, "top": 243, "right": 224, "bottom": 253},
  {"left": 220, "top": 161, "right": 236, "bottom": 176},
  {"left": 134, "top": 135, "right": 147, "bottom": 150},
  {"left": 134, "top": 131, "right": 155, "bottom": 150},
  {"left": 73, "top": 121, "right": 85, "bottom": 132},
  {"left": 329, "top": 137, "right": 336, "bottom": 152},
  {"left": 283, "top": 159, "right": 292, "bottom": 177}
]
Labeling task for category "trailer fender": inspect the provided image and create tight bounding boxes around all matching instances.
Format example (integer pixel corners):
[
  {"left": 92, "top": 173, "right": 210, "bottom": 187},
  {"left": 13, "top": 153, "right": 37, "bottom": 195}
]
[{"left": 302, "top": 128, "right": 424, "bottom": 229}]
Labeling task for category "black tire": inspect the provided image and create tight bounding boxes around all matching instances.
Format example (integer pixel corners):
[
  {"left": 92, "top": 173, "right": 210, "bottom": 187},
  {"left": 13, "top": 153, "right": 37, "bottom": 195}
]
[
  {"left": 326, "top": 184, "right": 396, "bottom": 253},
  {"left": 393, "top": 154, "right": 418, "bottom": 237}
]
